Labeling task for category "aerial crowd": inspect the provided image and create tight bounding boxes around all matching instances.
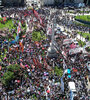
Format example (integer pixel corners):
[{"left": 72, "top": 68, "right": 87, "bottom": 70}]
[{"left": 0, "top": 7, "right": 89, "bottom": 100}]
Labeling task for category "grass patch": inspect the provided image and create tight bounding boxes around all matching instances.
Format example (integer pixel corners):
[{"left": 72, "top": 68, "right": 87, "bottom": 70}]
[
  {"left": 77, "top": 32, "right": 90, "bottom": 41},
  {"left": 32, "top": 31, "right": 46, "bottom": 41},
  {"left": 54, "top": 66, "right": 63, "bottom": 77},
  {"left": 0, "top": 18, "right": 26, "bottom": 31},
  {"left": 75, "top": 15, "right": 90, "bottom": 22},
  {"left": 0, "top": 19, "right": 14, "bottom": 29}
]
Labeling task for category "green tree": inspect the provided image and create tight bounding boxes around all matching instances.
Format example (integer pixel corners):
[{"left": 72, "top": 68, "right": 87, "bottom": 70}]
[
  {"left": 7, "top": 64, "right": 20, "bottom": 72},
  {"left": 32, "top": 31, "right": 46, "bottom": 41},
  {"left": 54, "top": 66, "right": 63, "bottom": 77},
  {"left": 1, "top": 71, "right": 15, "bottom": 86},
  {"left": 1, "top": 64, "right": 22, "bottom": 89}
]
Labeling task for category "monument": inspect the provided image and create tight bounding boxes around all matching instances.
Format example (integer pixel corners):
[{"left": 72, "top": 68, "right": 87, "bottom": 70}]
[{"left": 47, "top": 18, "right": 58, "bottom": 59}]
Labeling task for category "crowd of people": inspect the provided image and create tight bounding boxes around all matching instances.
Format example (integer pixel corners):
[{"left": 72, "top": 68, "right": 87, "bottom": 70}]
[
  {"left": 57, "top": 13, "right": 89, "bottom": 33},
  {"left": 0, "top": 7, "right": 89, "bottom": 100}
]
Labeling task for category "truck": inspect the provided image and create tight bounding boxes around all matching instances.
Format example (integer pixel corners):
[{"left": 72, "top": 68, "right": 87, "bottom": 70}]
[{"left": 68, "top": 82, "right": 77, "bottom": 99}]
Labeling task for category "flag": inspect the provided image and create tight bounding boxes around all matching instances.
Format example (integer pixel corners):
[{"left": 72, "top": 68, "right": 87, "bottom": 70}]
[
  {"left": 33, "top": 9, "right": 43, "bottom": 26},
  {"left": 33, "top": 58, "right": 37, "bottom": 67},
  {"left": 3, "top": 17, "right": 6, "bottom": 22},
  {"left": 19, "top": 42, "right": 24, "bottom": 52},
  {"left": 24, "top": 13, "right": 28, "bottom": 17},
  {"left": 33, "top": 9, "right": 39, "bottom": 18},
  {"left": 43, "top": 58, "right": 48, "bottom": 67},
  {"left": 40, "top": 17, "right": 43, "bottom": 25},
  {"left": 15, "top": 35, "right": 19, "bottom": 42}
]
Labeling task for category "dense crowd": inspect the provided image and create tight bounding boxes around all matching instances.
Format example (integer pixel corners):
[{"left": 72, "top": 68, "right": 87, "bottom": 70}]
[
  {"left": 58, "top": 15, "right": 89, "bottom": 33},
  {"left": 0, "top": 7, "right": 89, "bottom": 100}
]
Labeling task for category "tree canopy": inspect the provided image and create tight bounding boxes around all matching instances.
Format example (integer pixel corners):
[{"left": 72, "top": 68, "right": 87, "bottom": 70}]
[
  {"left": 7, "top": 64, "right": 20, "bottom": 72},
  {"left": 1, "top": 64, "right": 21, "bottom": 87},
  {"left": 1, "top": 71, "right": 15, "bottom": 86}
]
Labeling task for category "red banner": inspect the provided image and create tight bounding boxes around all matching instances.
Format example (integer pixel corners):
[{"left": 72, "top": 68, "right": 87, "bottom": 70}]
[
  {"left": 19, "top": 42, "right": 24, "bottom": 52},
  {"left": 3, "top": 17, "right": 6, "bottom": 22},
  {"left": 33, "top": 58, "right": 37, "bottom": 67}
]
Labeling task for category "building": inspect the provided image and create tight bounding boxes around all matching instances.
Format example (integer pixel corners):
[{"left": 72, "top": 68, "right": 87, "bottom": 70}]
[
  {"left": 25, "top": 0, "right": 41, "bottom": 7},
  {"left": 40, "top": 0, "right": 90, "bottom": 6},
  {"left": 2, "top": 0, "right": 25, "bottom": 6}
]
